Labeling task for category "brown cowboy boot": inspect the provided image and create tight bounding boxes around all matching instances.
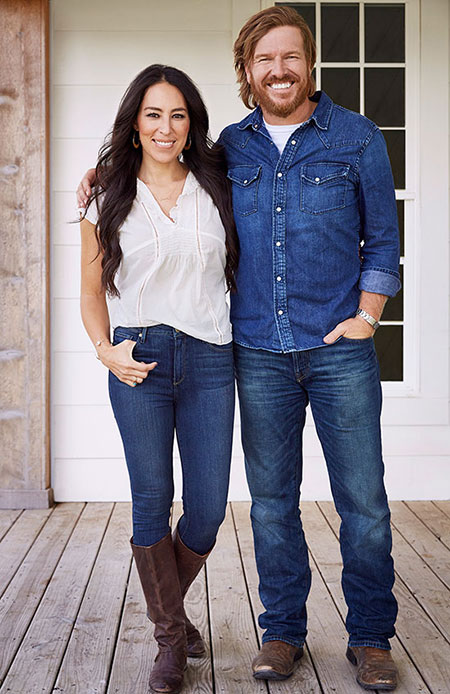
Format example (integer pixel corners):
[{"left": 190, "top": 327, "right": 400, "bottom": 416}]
[
  {"left": 173, "top": 526, "right": 213, "bottom": 658},
  {"left": 252, "top": 640, "right": 303, "bottom": 680},
  {"left": 131, "top": 534, "right": 187, "bottom": 694},
  {"left": 346, "top": 646, "right": 398, "bottom": 690}
]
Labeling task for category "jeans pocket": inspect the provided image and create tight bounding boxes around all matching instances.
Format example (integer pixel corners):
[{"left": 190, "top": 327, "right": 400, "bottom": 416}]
[
  {"left": 227, "top": 165, "right": 261, "bottom": 217},
  {"left": 112, "top": 327, "right": 140, "bottom": 346},
  {"left": 300, "top": 162, "right": 351, "bottom": 214},
  {"left": 339, "top": 335, "right": 374, "bottom": 344}
]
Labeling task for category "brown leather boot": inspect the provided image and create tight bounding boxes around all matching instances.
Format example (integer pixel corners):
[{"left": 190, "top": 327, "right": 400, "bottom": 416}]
[
  {"left": 346, "top": 646, "right": 398, "bottom": 690},
  {"left": 252, "top": 640, "right": 303, "bottom": 680},
  {"left": 173, "top": 526, "right": 213, "bottom": 658},
  {"left": 131, "top": 534, "right": 187, "bottom": 694}
]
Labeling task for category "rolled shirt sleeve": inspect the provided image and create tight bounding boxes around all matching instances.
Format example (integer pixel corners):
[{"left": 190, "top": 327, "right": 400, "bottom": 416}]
[{"left": 357, "top": 127, "right": 401, "bottom": 298}]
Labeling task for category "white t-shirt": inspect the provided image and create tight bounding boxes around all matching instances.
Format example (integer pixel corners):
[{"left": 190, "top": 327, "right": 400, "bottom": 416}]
[
  {"left": 85, "top": 171, "right": 232, "bottom": 345},
  {"left": 263, "top": 119, "right": 304, "bottom": 154}
]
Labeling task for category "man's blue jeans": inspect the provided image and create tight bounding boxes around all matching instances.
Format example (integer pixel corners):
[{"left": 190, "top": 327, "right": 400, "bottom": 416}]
[
  {"left": 234, "top": 337, "right": 398, "bottom": 650},
  {"left": 109, "top": 325, "right": 235, "bottom": 554}
]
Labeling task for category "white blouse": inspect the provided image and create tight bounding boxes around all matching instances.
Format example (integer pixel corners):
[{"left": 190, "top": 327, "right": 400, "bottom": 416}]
[{"left": 85, "top": 171, "right": 232, "bottom": 345}]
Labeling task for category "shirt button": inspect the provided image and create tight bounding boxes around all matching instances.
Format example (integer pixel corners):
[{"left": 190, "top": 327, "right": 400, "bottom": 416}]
[
  {"left": 276, "top": 276, "right": 281, "bottom": 281},
  {"left": 276, "top": 241, "right": 281, "bottom": 247},
  {"left": 291, "top": 140, "right": 296, "bottom": 145},
  {"left": 315, "top": 177, "right": 320, "bottom": 182},
  {"left": 243, "top": 179, "right": 248, "bottom": 184},
  {"left": 276, "top": 206, "right": 282, "bottom": 212},
  {"left": 278, "top": 310, "right": 284, "bottom": 315},
  {"left": 277, "top": 172, "right": 283, "bottom": 178}
]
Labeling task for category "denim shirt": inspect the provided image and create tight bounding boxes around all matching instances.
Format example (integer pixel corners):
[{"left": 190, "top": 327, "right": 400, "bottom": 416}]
[{"left": 218, "top": 91, "right": 401, "bottom": 352}]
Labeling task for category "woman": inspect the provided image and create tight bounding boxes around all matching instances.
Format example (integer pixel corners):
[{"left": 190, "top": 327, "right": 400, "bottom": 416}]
[{"left": 80, "top": 64, "right": 238, "bottom": 694}]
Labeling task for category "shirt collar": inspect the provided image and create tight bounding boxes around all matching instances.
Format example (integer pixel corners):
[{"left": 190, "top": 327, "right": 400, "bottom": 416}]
[{"left": 237, "top": 91, "right": 333, "bottom": 132}]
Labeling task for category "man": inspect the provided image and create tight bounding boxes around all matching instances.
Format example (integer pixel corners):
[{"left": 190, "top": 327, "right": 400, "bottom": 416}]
[
  {"left": 77, "top": 6, "right": 400, "bottom": 690},
  {"left": 218, "top": 6, "right": 399, "bottom": 691}
]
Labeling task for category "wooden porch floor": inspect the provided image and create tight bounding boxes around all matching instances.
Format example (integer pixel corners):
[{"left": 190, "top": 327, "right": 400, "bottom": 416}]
[{"left": 1, "top": 500, "right": 449, "bottom": 693}]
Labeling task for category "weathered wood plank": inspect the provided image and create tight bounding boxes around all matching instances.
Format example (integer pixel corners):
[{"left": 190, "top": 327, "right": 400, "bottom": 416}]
[
  {"left": 0, "top": 503, "right": 84, "bottom": 685},
  {"left": 53, "top": 502, "right": 131, "bottom": 694},
  {"left": 316, "top": 501, "right": 439, "bottom": 693},
  {"left": 0, "top": 503, "right": 111, "bottom": 693},
  {"left": 391, "top": 501, "right": 450, "bottom": 589},
  {"left": 231, "top": 502, "right": 321, "bottom": 694},
  {"left": 0, "top": 509, "right": 22, "bottom": 542},
  {"left": 410, "top": 501, "right": 450, "bottom": 551},
  {"left": 107, "top": 559, "right": 158, "bottom": 694},
  {"left": 0, "top": 507, "right": 53, "bottom": 595},
  {"left": 207, "top": 504, "right": 266, "bottom": 693}
]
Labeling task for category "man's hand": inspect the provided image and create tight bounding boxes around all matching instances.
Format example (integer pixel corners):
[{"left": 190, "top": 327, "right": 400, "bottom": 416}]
[
  {"left": 323, "top": 315, "right": 374, "bottom": 344},
  {"left": 77, "top": 168, "right": 96, "bottom": 208}
]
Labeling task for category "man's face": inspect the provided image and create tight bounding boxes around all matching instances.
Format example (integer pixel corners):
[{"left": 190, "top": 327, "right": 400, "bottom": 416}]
[{"left": 245, "top": 25, "right": 311, "bottom": 119}]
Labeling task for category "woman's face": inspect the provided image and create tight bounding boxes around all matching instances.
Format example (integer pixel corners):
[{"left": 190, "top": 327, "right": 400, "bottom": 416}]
[{"left": 135, "top": 81, "right": 190, "bottom": 165}]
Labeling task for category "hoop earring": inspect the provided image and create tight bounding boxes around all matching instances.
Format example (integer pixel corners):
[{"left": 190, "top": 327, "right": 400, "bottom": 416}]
[
  {"left": 132, "top": 131, "right": 140, "bottom": 149},
  {"left": 184, "top": 133, "right": 192, "bottom": 151}
]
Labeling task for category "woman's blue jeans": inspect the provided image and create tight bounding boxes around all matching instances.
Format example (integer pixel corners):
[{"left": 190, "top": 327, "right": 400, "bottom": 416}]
[
  {"left": 109, "top": 325, "right": 235, "bottom": 554},
  {"left": 234, "top": 337, "right": 398, "bottom": 650}
]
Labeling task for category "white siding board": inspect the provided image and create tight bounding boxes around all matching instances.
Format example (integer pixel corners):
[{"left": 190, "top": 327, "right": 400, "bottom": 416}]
[
  {"left": 53, "top": 86, "right": 123, "bottom": 139},
  {"left": 52, "top": 245, "right": 80, "bottom": 299},
  {"left": 52, "top": 138, "right": 103, "bottom": 192},
  {"left": 53, "top": 192, "right": 81, "bottom": 246},
  {"left": 52, "top": 299, "right": 92, "bottom": 352},
  {"left": 53, "top": 0, "right": 232, "bottom": 32},
  {"left": 53, "top": 32, "right": 235, "bottom": 86}
]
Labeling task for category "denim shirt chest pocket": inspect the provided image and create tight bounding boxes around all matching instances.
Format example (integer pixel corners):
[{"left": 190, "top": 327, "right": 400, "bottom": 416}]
[
  {"left": 300, "top": 161, "right": 352, "bottom": 215},
  {"left": 227, "top": 165, "right": 261, "bottom": 217}
]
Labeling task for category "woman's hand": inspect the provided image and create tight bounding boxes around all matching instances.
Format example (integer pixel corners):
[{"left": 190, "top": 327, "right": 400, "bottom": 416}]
[
  {"left": 77, "top": 168, "right": 96, "bottom": 208},
  {"left": 97, "top": 339, "right": 157, "bottom": 387}
]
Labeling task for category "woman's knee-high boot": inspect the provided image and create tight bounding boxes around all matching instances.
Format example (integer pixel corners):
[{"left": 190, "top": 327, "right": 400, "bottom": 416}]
[
  {"left": 131, "top": 533, "right": 187, "bottom": 694},
  {"left": 173, "top": 527, "right": 213, "bottom": 658}
]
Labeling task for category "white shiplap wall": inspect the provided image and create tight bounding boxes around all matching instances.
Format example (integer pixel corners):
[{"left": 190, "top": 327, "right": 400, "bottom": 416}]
[{"left": 51, "top": 0, "right": 450, "bottom": 502}]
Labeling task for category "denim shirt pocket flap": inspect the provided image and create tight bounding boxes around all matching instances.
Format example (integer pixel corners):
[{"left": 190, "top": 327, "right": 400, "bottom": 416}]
[
  {"left": 301, "top": 162, "right": 351, "bottom": 215},
  {"left": 227, "top": 165, "right": 262, "bottom": 216}
]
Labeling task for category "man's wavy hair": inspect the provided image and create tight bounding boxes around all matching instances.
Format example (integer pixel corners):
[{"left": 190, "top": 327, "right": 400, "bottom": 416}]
[{"left": 234, "top": 6, "right": 317, "bottom": 110}]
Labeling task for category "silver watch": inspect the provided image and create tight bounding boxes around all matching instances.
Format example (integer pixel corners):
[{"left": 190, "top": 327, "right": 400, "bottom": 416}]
[{"left": 356, "top": 308, "right": 380, "bottom": 330}]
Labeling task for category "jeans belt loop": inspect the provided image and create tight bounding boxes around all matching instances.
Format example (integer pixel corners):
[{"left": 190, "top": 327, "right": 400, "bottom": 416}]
[{"left": 140, "top": 326, "right": 148, "bottom": 343}]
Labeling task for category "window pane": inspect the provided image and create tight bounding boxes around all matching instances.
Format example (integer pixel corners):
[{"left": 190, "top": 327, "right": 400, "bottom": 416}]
[
  {"left": 365, "top": 4, "right": 405, "bottom": 63},
  {"left": 396, "top": 199, "right": 404, "bottom": 257},
  {"left": 382, "top": 130, "right": 405, "bottom": 189},
  {"left": 382, "top": 264, "right": 403, "bottom": 321},
  {"left": 321, "top": 3, "right": 359, "bottom": 62},
  {"left": 365, "top": 68, "right": 405, "bottom": 126},
  {"left": 276, "top": 3, "right": 316, "bottom": 37},
  {"left": 321, "top": 68, "right": 359, "bottom": 112},
  {"left": 374, "top": 326, "right": 403, "bottom": 381}
]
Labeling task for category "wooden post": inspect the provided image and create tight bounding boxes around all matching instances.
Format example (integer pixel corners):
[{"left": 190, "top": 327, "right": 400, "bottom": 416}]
[{"left": 0, "top": 0, "right": 53, "bottom": 508}]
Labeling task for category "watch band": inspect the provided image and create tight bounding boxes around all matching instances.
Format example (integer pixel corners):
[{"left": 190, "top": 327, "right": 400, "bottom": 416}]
[{"left": 356, "top": 308, "right": 380, "bottom": 330}]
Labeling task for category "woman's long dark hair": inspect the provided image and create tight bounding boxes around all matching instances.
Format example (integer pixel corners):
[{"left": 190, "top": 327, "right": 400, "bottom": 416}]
[{"left": 85, "top": 64, "right": 239, "bottom": 296}]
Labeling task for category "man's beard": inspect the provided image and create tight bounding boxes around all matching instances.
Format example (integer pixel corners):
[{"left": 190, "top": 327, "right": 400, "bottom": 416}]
[{"left": 250, "top": 74, "right": 310, "bottom": 118}]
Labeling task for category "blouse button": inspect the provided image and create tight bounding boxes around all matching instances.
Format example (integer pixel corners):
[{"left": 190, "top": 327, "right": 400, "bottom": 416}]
[
  {"left": 278, "top": 309, "right": 284, "bottom": 315},
  {"left": 315, "top": 177, "right": 320, "bottom": 182},
  {"left": 276, "top": 276, "right": 282, "bottom": 281},
  {"left": 276, "top": 206, "right": 282, "bottom": 212},
  {"left": 291, "top": 139, "right": 296, "bottom": 145}
]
